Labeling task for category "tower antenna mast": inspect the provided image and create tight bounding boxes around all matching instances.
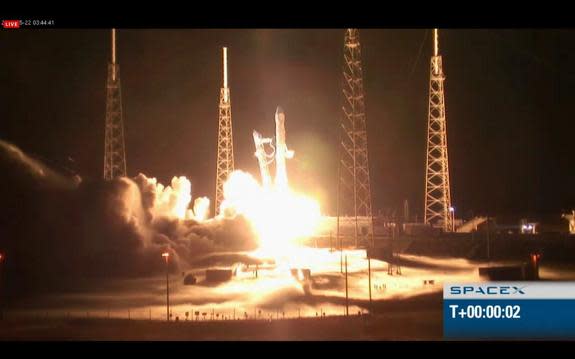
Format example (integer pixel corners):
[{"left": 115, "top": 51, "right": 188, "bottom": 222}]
[
  {"left": 215, "top": 47, "right": 235, "bottom": 214},
  {"left": 103, "top": 28, "right": 127, "bottom": 180},
  {"left": 336, "top": 29, "right": 375, "bottom": 249},
  {"left": 424, "top": 28, "right": 453, "bottom": 232}
]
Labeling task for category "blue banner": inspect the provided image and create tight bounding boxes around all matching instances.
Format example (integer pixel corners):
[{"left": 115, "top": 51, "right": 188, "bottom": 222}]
[{"left": 444, "top": 282, "right": 575, "bottom": 339}]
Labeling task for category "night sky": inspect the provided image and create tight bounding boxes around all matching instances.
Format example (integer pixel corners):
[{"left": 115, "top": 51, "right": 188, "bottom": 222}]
[{"left": 1, "top": 29, "right": 574, "bottom": 219}]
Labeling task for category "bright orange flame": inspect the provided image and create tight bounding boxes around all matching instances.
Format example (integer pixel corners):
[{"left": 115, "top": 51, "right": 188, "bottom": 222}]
[{"left": 220, "top": 170, "right": 321, "bottom": 261}]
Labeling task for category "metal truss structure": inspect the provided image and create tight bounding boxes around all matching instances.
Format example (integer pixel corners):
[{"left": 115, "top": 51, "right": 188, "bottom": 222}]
[
  {"left": 337, "top": 29, "right": 375, "bottom": 248},
  {"left": 424, "top": 29, "right": 453, "bottom": 232},
  {"left": 215, "top": 47, "right": 234, "bottom": 214},
  {"left": 104, "top": 29, "right": 127, "bottom": 180}
]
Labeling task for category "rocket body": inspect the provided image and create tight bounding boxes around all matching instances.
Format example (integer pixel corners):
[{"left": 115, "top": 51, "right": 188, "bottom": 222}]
[{"left": 274, "top": 107, "right": 293, "bottom": 190}]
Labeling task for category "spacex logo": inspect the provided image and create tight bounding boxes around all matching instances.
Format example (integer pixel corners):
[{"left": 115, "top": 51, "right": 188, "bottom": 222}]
[
  {"left": 2, "top": 20, "right": 20, "bottom": 29},
  {"left": 450, "top": 285, "right": 526, "bottom": 296},
  {"left": 445, "top": 282, "right": 575, "bottom": 300}
]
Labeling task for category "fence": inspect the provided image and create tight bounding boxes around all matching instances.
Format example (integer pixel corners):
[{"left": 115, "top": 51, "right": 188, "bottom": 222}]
[{"left": 0, "top": 306, "right": 368, "bottom": 322}]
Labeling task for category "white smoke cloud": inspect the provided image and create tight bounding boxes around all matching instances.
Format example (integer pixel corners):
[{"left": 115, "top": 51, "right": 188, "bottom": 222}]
[
  {"left": 137, "top": 175, "right": 192, "bottom": 220},
  {"left": 125, "top": 173, "right": 258, "bottom": 267},
  {"left": 0, "top": 139, "right": 80, "bottom": 189},
  {"left": 192, "top": 197, "right": 210, "bottom": 221}
]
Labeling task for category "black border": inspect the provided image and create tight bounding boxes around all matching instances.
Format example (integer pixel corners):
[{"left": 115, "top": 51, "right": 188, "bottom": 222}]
[
  {"left": 3, "top": 4, "right": 575, "bottom": 28},
  {"left": 1, "top": 340, "right": 573, "bottom": 355}
]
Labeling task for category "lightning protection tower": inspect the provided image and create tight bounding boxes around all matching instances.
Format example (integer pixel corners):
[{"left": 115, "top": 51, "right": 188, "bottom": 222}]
[
  {"left": 215, "top": 47, "right": 234, "bottom": 214},
  {"left": 337, "top": 29, "right": 375, "bottom": 248},
  {"left": 103, "top": 29, "right": 127, "bottom": 180},
  {"left": 424, "top": 29, "right": 453, "bottom": 232}
]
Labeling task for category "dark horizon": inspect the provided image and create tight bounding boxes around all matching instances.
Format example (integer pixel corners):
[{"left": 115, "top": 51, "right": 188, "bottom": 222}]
[{"left": 1, "top": 29, "right": 574, "bottom": 220}]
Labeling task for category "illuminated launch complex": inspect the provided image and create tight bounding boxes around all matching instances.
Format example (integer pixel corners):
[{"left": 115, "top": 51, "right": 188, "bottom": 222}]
[
  {"left": 4, "top": 27, "right": 575, "bottom": 340},
  {"left": 0, "top": 25, "right": 575, "bottom": 340},
  {"left": 100, "top": 28, "right": 457, "bottom": 246}
]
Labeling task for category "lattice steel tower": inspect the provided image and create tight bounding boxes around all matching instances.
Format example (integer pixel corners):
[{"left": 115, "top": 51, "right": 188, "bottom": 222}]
[
  {"left": 337, "top": 29, "right": 374, "bottom": 248},
  {"left": 424, "top": 29, "right": 453, "bottom": 232},
  {"left": 103, "top": 29, "right": 127, "bottom": 180},
  {"left": 215, "top": 47, "right": 234, "bottom": 214}
]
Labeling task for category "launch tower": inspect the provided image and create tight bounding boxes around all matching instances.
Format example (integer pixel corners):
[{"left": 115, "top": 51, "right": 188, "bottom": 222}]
[
  {"left": 424, "top": 29, "right": 454, "bottom": 232},
  {"left": 215, "top": 47, "right": 235, "bottom": 213},
  {"left": 103, "top": 29, "right": 127, "bottom": 180},
  {"left": 336, "top": 29, "right": 375, "bottom": 248}
]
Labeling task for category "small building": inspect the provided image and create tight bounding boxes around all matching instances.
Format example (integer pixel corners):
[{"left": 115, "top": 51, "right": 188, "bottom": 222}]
[
  {"left": 520, "top": 219, "right": 538, "bottom": 234},
  {"left": 402, "top": 223, "right": 440, "bottom": 236},
  {"left": 290, "top": 268, "right": 311, "bottom": 282},
  {"left": 183, "top": 273, "right": 197, "bottom": 285},
  {"left": 562, "top": 210, "right": 575, "bottom": 234},
  {"left": 205, "top": 269, "right": 233, "bottom": 283}
]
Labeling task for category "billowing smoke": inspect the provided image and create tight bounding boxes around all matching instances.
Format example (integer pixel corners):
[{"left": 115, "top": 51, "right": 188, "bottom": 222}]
[
  {"left": 0, "top": 140, "right": 258, "bottom": 299},
  {"left": 129, "top": 172, "right": 259, "bottom": 265},
  {"left": 134, "top": 174, "right": 193, "bottom": 221},
  {"left": 193, "top": 196, "right": 210, "bottom": 221}
]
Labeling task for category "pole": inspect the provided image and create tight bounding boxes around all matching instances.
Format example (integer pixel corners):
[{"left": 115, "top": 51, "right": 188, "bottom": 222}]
[
  {"left": 111, "top": 29, "right": 116, "bottom": 64},
  {"left": 0, "top": 253, "right": 4, "bottom": 321},
  {"left": 340, "top": 235, "right": 343, "bottom": 274},
  {"left": 111, "top": 29, "right": 116, "bottom": 81},
  {"left": 166, "top": 256, "right": 170, "bottom": 322},
  {"left": 336, "top": 212, "right": 341, "bottom": 254},
  {"left": 353, "top": 116, "right": 358, "bottom": 249},
  {"left": 370, "top": 214, "right": 375, "bottom": 249},
  {"left": 336, "top": 133, "right": 342, "bottom": 259},
  {"left": 330, "top": 232, "right": 332, "bottom": 251},
  {"left": 345, "top": 255, "right": 349, "bottom": 316},
  {"left": 434, "top": 28, "right": 439, "bottom": 57},
  {"left": 368, "top": 255, "right": 372, "bottom": 312},
  {"left": 486, "top": 217, "right": 491, "bottom": 261},
  {"left": 223, "top": 47, "right": 228, "bottom": 89},
  {"left": 471, "top": 210, "right": 475, "bottom": 242}
]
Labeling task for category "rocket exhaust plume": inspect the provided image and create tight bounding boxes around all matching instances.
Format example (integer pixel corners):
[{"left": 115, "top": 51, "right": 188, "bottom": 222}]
[{"left": 227, "top": 107, "right": 320, "bottom": 259}]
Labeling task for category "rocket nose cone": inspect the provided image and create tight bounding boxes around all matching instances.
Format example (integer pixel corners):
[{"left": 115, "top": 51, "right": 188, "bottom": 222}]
[{"left": 275, "top": 106, "right": 284, "bottom": 116}]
